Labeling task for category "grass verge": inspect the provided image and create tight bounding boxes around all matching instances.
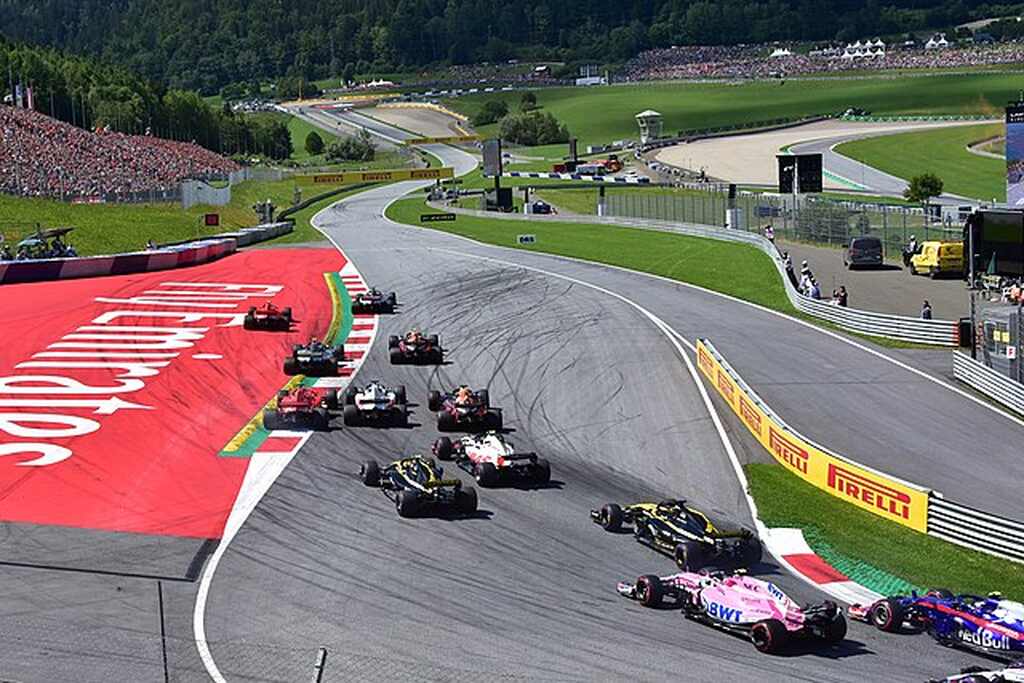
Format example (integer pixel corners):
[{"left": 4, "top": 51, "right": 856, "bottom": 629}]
[
  {"left": 748, "top": 463, "right": 1023, "bottom": 600},
  {"left": 835, "top": 123, "right": 1005, "bottom": 201}
]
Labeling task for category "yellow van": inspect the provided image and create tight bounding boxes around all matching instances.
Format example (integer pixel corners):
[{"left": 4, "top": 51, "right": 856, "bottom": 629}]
[{"left": 909, "top": 240, "right": 964, "bottom": 278}]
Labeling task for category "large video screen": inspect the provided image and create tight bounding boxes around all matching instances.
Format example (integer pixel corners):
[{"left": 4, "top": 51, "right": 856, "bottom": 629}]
[{"left": 1006, "top": 105, "right": 1024, "bottom": 206}]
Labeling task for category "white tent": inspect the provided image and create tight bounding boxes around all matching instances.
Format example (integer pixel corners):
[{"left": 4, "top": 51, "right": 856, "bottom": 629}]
[{"left": 769, "top": 48, "right": 792, "bottom": 58}]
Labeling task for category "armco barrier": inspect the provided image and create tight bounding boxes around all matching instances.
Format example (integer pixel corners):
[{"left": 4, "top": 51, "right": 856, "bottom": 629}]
[
  {"left": 700, "top": 338, "right": 1024, "bottom": 564},
  {"left": 697, "top": 339, "right": 931, "bottom": 531},
  {"left": 953, "top": 350, "right": 1024, "bottom": 417},
  {"left": 428, "top": 202, "right": 960, "bottom": 346}
]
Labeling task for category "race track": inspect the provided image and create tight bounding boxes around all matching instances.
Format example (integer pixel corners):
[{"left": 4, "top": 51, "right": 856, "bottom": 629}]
[{"left": 199, "top": 131, "right": 1022, "bottom": 681}]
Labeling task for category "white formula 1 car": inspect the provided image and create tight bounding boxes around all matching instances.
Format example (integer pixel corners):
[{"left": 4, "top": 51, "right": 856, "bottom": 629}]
[
  {"left": 342, "top": 381, "right": 408, "bottom": 427},
  {"left": 432, "top": 431, "right": 550, "bottom": 486},
  {"left": 931, "top": 661, "right": 1024, "bottom": 683}
]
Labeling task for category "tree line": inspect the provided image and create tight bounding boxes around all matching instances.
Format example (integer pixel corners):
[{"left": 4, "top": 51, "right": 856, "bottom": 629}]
[
  {"left": 0, "top": 37, "right": 294, "bottom": 159},
  {"left": 0, "top": 0, "right": 1020, "bottom": 95}
]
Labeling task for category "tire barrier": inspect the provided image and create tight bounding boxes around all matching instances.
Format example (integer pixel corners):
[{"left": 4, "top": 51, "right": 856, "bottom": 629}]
[
  {"left": 953, "top": 350, "right": 1024, "bottom": 417},
  {"left": 700, "top": 338, "right": 1024, "bottom": 564}
]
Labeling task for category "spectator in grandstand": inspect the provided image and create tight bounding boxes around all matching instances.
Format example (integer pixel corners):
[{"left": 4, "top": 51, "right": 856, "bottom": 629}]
[{"left": 921, "top": 300, "right": 933, "bottom": 319}]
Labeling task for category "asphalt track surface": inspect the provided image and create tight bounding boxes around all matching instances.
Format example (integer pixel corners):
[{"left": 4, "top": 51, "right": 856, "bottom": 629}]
[{"left": 201, "top": 133, "right": 1016, "bottom": 681}]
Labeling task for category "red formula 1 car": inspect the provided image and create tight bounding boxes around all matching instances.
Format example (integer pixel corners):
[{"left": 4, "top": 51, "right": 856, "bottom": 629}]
[
  {"left": 433, "top": 431, "right": 550, "bottom": 486},
  {"left": 243, "top": 302, "right": 293, "bottom": 331},
  {"left": 388, "top": 332, "right": 443, "bottom": 365},
  {"left": 428, "top": 386, "right": 502, "bottom": 432},
  {"left": 262, "top": 387, "right": 337, "bottom": 431}
]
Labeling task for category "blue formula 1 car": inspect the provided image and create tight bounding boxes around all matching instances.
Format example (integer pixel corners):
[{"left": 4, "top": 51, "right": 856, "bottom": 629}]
[{"left": 850, "top": 590, "right": 1024, "bottom": 658}]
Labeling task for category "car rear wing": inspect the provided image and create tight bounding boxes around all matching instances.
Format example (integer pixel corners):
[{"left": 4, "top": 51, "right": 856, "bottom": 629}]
[{"left": 424, "top": 478, "right": 462, "bottom": 489}]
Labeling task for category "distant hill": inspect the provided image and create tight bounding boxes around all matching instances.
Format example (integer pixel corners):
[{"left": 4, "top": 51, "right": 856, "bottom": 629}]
[{"left": 0, "top": 0, "right": 1017, "bottom": 94}]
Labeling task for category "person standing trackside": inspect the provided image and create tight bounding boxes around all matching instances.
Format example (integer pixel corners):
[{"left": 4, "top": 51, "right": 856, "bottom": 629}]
[
  {"left": 921, "top": 300, "right": 933, "bottom": 320},
  {"left": 764, "top": 225, "right": 775, "bottom": 243},
  {"left": 836, "top": 286, "right": 848, "bottom": 307}
]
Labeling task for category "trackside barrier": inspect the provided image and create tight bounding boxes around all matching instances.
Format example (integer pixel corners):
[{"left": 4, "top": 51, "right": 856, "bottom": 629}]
[
  {"left": 699, "top": 338, "right": 1024, "bottom": 564},
  {"left": 428, "top": 202, "right": 960, "bottom": 345},
  {"left": 0, "top": 237, "right": 237, "bottom": 285},
  {"left": 953, "top": 351, "right": 1024, "bottom": 417}
]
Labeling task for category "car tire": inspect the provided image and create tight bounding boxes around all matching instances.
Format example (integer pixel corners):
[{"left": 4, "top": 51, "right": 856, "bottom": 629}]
[
  {"left": 437, "top": 410, "right": 456, "bottom": 432},
  {"left": 343, "top": 404, "right": 361, "bottom": 427},
  {"left": 360, "top": 460, "right": 380, "bottom": 486},
  {"left": 389, "top": 349, "right": 403, "bottom": 365},
  {"left": 396, "top": 490, "right": 420, "bottom": 517},
  {"left": 283, "top": 307, "right": 292, "bottom": 321},
  {"left": 394, "top": 385, "right": 407, "bottom": 404},
  {"left": 243, "top": 314, "right": 256, "bottom": 330},
  {"left": 478, "top": 389, "right": 490, "bottom": 408},
  {"left": 428, "top": 391, "right": 442, "bottom": 411},
  {"left": 428, "top": 334, "right": 439, "bottom": 347},
  {"left": 475, "top": 462, "right": 499, "bottom": 487},
  {"left": 869, "top": 598, "right": 904, "bottom": 632},
  {"left": 751, "top": 619, "right": 788, "bottom": 654},
  {"left": 283, "top": 358, "right": 299, "bottom": 375},
  {"left": 262, "top": 410, "right": 281, "bottom": 431},
  {"left": 487, "top": 410, "right": 503, "bottom": 431},
  {"left": 636, "top": 574, "right": 664, "bottom": 608},
  {"left": 314, "top": 408, "right": 330, "bottom": 430},
  {"left": 388, "top": 293, "right": 397, "bottom": 307},
  {"left": 676, "top": 541, "right": 707, "bottom": 572},
  {"left": 324, "top": 390, "right": 339, "bottom": 411},
  {"left": 738, "top": 536, "right": 763, "bottom": 567},
  {"left": 821, "top": 613, "right": 847, "bottom": 645},
  {"left": 929, "top": 267, "right": 938, "bottom": 279},
  {"left": 533, "top": 458, "right": 551, "bottom": 485},
  {"left": 388, "top": 335, "right": 400, "bottom": 349},
  {"left": 599, "top": 503, "right": 623, "bottom": 532},
  {"left": 434, "top": 437, "right": 454, "bottom": 461},
  {"left": 456, "top": 486, "right": 478, "bottom": 514},
  {"left": 344, "top": 386, "right": 358, "bottom": 405}
]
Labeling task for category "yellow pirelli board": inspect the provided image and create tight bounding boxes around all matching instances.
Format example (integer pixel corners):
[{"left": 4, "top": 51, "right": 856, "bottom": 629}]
[
  {"left": 404, "top": 135, "right": 480, "bottom": 145},
  {"left": 308, "top": 167, "right": 454, "bottom": 184},
  {"left": 695, "top": 339, "right": 929, "bottom": 532}
]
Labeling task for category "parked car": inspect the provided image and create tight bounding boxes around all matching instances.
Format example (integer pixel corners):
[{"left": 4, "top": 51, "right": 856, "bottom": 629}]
[
  {"left": 910, "top": 240, "right": 965, "bottom": 278},
  {"left": 843, "top": 236, "right": 884, "bottom": 269}
]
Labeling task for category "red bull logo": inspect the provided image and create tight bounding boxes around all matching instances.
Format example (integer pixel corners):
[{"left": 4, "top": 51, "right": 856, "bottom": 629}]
[
  {"left": 827, "top": 463, "right": 910, "bottom": 520},
  {"left": 768, "top": 426, "right": 809, "bottom": 474}
]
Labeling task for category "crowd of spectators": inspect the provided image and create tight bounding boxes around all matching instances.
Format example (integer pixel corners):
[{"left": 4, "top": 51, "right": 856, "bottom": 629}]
[
  {"left": 0, "top": 105, "right": 240, "bottom": 201},
  {"left": 621, "top": 42, "right": 1024, "bottom": 81}
]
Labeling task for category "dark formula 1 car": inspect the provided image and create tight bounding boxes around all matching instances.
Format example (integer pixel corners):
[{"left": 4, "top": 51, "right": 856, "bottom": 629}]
[
  {"left": 930, "top": 660, "right": 1024, "bottom": 683},
  {"left": 388, "top": 333, "right": 443, "bottom": 364},
  {"left": 351, "top": 288, "right": 397, "bottom": 315},
  {"left": 283, "top": 338, "right": 344, "bottom": 376},
  {"left": 243, "top": 302, "right": 293, "bottom": 331},
  {"left": 341, "top": 381, "right": 408, "bottom": 427},
  {"left": 591, "top": 499, "right": 762, "bottom": 571},
  {"left": 433, "top": 431, "right": 550, "bottom": 486},
  {"left": 359, "top": 456, "right": 477, "bottom": 518},
  {"left": 429, "top": 386, "right": 502, "bottom": 432},
  {"left": 851, "top": 590, "right": 1024, "bottom": 659},
  {"left": 617, "top": 570, "right": 847, "bottom": 654},
  {"left": 262, "top": 387, "right": 335, "bottom": 431}
]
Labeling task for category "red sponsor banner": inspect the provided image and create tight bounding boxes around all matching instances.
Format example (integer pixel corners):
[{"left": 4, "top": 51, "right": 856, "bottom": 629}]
[
  {"left": 738, "top": 395, "right": 763, "bottom": 437},
  {"left": 697, "top": 346, "right": 716, "bottom": 378},
  {"left": 768, "top": 426, "right": 810, "bottom": 475},
  {"left": 716, "top": 369, "right": 736, "bottom": 405},
  {"left": 827, "top": 462, "right": 911, "bottom": 521},
  {"left": 0, "top": 247, "right": 343, "bottom": 538}
]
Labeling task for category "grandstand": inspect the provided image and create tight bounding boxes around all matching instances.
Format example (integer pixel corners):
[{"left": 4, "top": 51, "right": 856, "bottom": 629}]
[{"left": 0, "top": 105, "right": 239, "bottom": 201}]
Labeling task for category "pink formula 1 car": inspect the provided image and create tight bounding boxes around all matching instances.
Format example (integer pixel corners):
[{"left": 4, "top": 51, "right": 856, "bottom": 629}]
[{"left": 617, "top": 570, "right": 847, "bottom": 654}]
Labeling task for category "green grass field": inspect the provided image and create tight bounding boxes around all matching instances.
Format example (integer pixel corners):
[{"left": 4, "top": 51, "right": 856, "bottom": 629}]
[
  {"left": 749, "top": 463, "right": 1024, "bottom": 599},
  {"left": 835, "top": 123, "right": 1005, "bottom": 201},
  {"left": 449, "top": 72, "right": 1016, "bottom": 148},
  {"left": 0, "top": 176, "right": 370, "bottom": 256}
]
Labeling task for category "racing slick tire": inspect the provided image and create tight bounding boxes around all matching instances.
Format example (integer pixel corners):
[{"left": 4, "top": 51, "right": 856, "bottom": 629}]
[
  {"left": 313, "top": 408, "right": 330, "bottom": 431},
  {"left": 387, "top": 293, "right": 397, "bottom": 307},
  {"left": 428, "top": 334, "right": 439, "bottom": 348},
  {"left": 389, "top": 348, "right": 404, "bottom": 365},
  {"left": 343, "top": 404, "right": 361, "bottom": 427},
  {"left": 388, "top": 335, "right": 400, "bottom": 349},
  {"left": 283, "top": 358, "right": 300, "bottom": 375},
  {"left": 344, "top": 386, "right": 358, "bottom": 405},
  {"left": 636, "top": 575, "right": 664, "bottom": 608},
  {"left": 428, "top": 391, "right": 443, "bottom": 411},
  {"left": 869, "top": 598, "right": 905, "bottom": 632},
  {"left": 283, "top": 307, "right": 292, "bottom": 322},
  {"left": 486, "top": 410, "right": 503, "bottom": 431},
  {"left": 433, "top": 437, "right": 454, "bottom": 461},
  {"left": 455, "top": 486, "right": 478, "bottom": 514},
  {"left": 598, "top": 503, "right": 624, "bottom": 532},
  {"left": 394, "top": 385, "right": 407, "bottom": 404},
  {"left": 474, "top": 462, "right": 499, "bottom": 487},
  {"left": 324, "top": 390, "right": 340, "bottom": 411},
  {"left": 360, "top": 460, "right": 380, "bottom": 487},
  {"left": 533, "top": 458, "right": 551, "bottom": 485},
  {"left": 391, "top": 409, "right": 408, "bottom": 427},
  {"left": 738, "top": 536, "right": 763, "bottom": 567},
  {"left": 396, "top": 490, "right": 421, "bottom": 518},
  {"left": 821, "top": 613, "right": 848, "bottom": 645},
  {"left": 676, "top": 541, "right": 707, "bottom": 572},
  {"left": 477, "top": 389, "right": 490, "bottom": 408},
  {"left": 243, "top": 313, "right": 256, "bottom": 330},
  {"left": 751, "top": 619, "right": 788, "bottom": 654},
  {"left": 437, "top": 410, "right": 457, "bottom": 432},
  {"left": 262, "top": 410, "right": 282, "bottom": 431}
]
